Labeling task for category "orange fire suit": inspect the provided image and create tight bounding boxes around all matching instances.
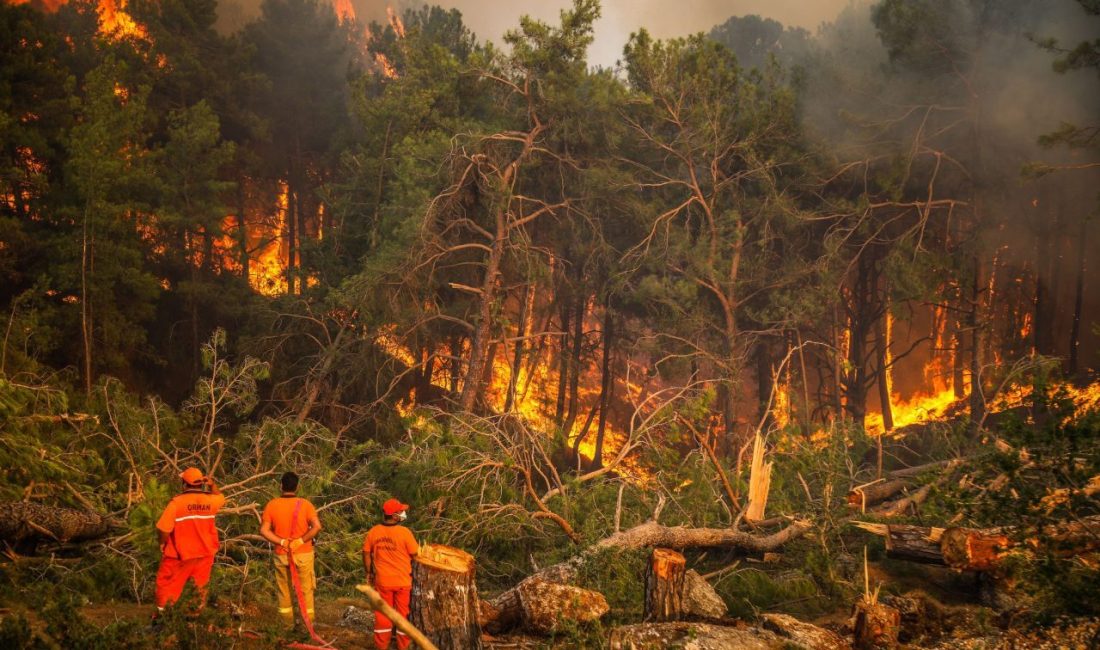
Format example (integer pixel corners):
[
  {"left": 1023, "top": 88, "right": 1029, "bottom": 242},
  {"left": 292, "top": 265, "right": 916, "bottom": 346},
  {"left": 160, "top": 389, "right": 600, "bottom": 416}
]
[
  {"left": 364, "top": 523, "right": 419, "bottom": 649},
  {"left": 154, "top": 489, "right": 225, "bottom": 609}
]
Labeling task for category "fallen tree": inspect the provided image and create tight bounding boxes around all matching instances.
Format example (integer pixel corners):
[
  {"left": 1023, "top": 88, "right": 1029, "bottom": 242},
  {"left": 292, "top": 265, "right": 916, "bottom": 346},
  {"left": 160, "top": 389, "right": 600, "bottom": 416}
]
[
  {"left": 853, "top": 515, "right": 1100, "bottom": 570},
  {"left": 483, "top": 518, "right": 812, "bottom": 633},
  {"left": 0, "top": 502, "right": 116, "bottom": 550}
]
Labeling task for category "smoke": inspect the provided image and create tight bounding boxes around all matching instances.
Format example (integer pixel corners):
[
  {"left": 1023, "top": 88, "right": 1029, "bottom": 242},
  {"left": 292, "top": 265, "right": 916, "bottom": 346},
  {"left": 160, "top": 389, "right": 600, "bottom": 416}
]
[
  {"left": 430, "top": 0, "right": 852, "bottom": 67},
  {"left": 216, "top": 0, "right": 854, "bottom": 66}
]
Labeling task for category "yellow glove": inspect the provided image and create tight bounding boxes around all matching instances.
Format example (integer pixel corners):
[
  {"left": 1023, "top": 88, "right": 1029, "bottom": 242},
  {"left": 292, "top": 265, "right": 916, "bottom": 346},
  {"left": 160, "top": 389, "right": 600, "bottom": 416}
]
[{"left": 289, "top": 538, "right": 304, "bottom": 551}]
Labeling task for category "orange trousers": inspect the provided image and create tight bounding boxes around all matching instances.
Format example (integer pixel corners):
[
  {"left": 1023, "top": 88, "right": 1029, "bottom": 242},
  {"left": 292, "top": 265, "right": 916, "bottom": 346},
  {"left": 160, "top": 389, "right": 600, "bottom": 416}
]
[
  {"left": 373, "top": 586, "right": 411, "bottom": 650},
  {"left": 155, "top": 555, "right": 215, "bottom": 609}
]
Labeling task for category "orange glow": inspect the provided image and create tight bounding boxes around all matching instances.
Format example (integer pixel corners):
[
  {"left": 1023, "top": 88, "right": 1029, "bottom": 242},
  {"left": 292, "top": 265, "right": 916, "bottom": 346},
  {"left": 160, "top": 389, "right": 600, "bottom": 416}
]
[
  {"left": 387, "top": 6, "right": 406, "bottom": 38},
  {"left": 772, "top": 380, "right": 791, "bottom": 429},
  {"left": 332, "top": 0, "right": 355, "bottom": 22},
  {"left": 375, "top": 52, "right": 398, "bottom": 79},
  {"left": 866, "top": 386, "right": 959, "bottom": 436},
  {"left": 249, "top": 181, "right": 290, "bottom": 296},
  {"left": 96, "top": 0, "right": 145, "bottom": 40}
]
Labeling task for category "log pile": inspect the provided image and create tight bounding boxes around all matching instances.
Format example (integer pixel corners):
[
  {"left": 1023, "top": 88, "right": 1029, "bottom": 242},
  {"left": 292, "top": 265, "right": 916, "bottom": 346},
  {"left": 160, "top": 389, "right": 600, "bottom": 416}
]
[{"left": 410, "top": 544, "right": 483, "bottom": 650}]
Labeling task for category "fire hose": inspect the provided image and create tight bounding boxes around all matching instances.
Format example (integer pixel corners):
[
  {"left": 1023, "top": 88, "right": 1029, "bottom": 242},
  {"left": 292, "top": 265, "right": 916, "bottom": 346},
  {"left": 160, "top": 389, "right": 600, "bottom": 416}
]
[{"left": 284, "top": 499, "right": 336, "bottom": 650}]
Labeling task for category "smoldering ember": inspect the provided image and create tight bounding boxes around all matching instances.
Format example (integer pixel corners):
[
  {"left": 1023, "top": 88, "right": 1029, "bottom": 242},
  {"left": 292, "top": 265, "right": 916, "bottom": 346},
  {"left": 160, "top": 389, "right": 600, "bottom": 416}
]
[{"left": 1, "top": 0, "right": 1099, "bottom": 648}]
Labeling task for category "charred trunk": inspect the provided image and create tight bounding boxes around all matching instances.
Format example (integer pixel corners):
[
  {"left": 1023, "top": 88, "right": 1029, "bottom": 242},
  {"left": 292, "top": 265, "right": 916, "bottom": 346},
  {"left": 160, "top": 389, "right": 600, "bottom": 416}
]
[{"left": 593, "top": 309, "right": 614, "bottom": 468}]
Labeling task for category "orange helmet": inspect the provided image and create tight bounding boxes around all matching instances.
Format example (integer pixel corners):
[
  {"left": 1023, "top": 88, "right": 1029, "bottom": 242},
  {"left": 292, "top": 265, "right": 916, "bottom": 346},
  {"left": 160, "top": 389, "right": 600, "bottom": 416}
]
[{"left": 180, "top": 467, "right": 205, "bottom": 485}]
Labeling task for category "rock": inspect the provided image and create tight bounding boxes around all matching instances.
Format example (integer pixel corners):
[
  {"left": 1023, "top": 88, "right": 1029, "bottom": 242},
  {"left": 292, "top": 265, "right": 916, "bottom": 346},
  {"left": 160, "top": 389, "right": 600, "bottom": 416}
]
[
  {"left": 338, "top": 605, "right": 373, "bottom": 630},
  {"left": 609, "top": 622, "right": 788, "bottom": 649},
  {"left": 682, "top": 570, "right": 728, "bottom": 619},
  {"left": 761, "top": 613, "right": 851, "bottom": 649},
  {"left": 515, "top": 579, "right": 609, "bottom": 635}
]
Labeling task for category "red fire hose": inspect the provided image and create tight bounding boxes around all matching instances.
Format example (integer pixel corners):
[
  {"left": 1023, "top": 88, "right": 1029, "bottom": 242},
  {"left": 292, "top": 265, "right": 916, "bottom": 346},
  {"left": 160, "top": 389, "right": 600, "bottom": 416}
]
[{"left": 284, "top": 500, "right": 336, "bottom": 650}]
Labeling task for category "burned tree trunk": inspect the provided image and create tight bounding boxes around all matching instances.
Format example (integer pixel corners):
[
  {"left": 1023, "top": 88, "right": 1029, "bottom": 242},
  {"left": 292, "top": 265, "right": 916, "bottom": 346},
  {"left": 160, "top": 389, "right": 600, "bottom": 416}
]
[
  {"left": 0, "top": 502, "right": 114, "bottom": 551},
  {"left": 409, "top": 544, "right": 482, "bottom": 650},
  {"left": 644, "top": 548, "right": 685, "bottom": 622}
]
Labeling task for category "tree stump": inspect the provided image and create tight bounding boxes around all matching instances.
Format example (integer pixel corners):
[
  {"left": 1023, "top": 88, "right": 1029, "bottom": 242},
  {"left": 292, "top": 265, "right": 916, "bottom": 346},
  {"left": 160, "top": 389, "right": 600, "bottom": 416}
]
[
  {"left": 409, "top": 543, "right": 482, "bottom": 650},
  {"left": 852, "top": 599, "right": 900, "bottom": 650},
  {"left": 644, "top": 547, "right": 686, "bottom": 622}
]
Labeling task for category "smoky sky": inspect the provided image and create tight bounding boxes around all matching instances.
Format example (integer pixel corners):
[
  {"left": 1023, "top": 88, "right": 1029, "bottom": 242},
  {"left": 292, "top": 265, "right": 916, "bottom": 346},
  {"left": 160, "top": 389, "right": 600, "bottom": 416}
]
[{"left": 428, "top": 0, "right": 855, "bottom": 66}]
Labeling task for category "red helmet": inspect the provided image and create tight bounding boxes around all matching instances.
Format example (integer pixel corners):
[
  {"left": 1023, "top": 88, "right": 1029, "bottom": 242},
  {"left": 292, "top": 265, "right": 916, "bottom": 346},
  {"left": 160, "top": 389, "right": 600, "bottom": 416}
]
[{"left": 382, "top": 498, "right": 409, "bottom": 516}]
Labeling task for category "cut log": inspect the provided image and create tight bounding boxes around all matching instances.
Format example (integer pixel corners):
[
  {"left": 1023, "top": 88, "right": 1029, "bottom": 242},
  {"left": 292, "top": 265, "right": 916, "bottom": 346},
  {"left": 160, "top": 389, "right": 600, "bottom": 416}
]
[
  {"left": 940, "top": 527, "right": 1010, "bottom": 571},
  {"left": 682, "top": 570, "right": 727, "bottom": 619},
  {"left": 644, "top": 548, "right": 685, "bottom": 622},
  {"left": 848, "top": 479, "right": 910, "bottom": 510},
  {"left": 871, "top": 480, "right": 939, "bottom": 518},
  {"left": 515, "top": 578, "right": 608, "bottom": 635},
  {"left": 609, "top": 622, "right": 787, "bottom": 649},
  {"left": 851, "top": 522, "right": 946, "bottom": 565},
  {"left": 851, "top": 599, "right": 900, "bottom": 650},
  {"left": 761, "top": 613, "right": 851, "bottom": 649},
  {"left": 0, "top": 501, "right": 114, "bottom": 550},
  {"left": 409, "top": 544, "right": 482, "bottom": 650}
]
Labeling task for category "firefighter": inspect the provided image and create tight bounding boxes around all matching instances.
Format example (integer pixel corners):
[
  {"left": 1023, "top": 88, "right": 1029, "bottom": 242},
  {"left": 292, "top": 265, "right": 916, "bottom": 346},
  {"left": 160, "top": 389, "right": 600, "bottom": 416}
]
[
  {"left": 363, "top": 498, "right": 419, "bottom": 650},
  {"left": 260, "top": 471, "right": 323, "bottom": 626},
  {"left": 154, "top": 467, "right": 225, "bottom": 615}
]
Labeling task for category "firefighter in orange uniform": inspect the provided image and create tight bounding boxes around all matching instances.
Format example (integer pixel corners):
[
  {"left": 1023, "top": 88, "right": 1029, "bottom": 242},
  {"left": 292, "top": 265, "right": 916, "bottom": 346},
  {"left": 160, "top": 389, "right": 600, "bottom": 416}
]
[
  {"left": 154, "top": 467, "right": 225, "bottom": 614},
  {"left": 363, "top": 498, "right": 419, "bottom": 650},
  {"left": 259, "top": 471, "right": 322, "bottom": 626}
]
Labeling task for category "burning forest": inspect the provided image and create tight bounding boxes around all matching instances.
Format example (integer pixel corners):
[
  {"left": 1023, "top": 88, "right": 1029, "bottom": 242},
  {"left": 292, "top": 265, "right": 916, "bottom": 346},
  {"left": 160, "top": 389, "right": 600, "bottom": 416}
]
[{"left": 1, "top": 0, "right": 1099, "bottom": 648}]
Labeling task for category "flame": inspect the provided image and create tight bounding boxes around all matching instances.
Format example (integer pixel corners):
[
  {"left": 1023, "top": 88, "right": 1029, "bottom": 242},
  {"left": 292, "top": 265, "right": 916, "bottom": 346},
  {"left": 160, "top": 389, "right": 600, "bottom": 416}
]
[
  {"left": 96, "top": 0, "right": 145, "bottom": 39},
  {"left": 386, "top": 6, "right": 406, "bottom": 38},
  {"left": 7, "top": 0, "right": 147, "bottom": 40},
  {"left": 375, "top": 52, "right": 398, "bottom": 79},
  {"left": 332, "top": 0, "right": 355, "bottom": 22},
  {"left": 248, "top": 181, "right": 290, "bottom": 296}
]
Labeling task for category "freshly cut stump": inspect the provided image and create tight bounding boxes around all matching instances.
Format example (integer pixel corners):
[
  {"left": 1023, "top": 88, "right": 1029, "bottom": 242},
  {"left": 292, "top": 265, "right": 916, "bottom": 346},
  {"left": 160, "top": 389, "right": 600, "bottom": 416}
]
[
  {"left": 852, "top": 600, "right": 900, "bottom": 650},
  {"left": 410, "top": 543, "right": 482, "bottom": 650},
  {"left": 515, "top": 579, "right": 609, "bottom": 634},
  {"left": 644, "top": 547, "right": 686, "bottom": 622}
]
